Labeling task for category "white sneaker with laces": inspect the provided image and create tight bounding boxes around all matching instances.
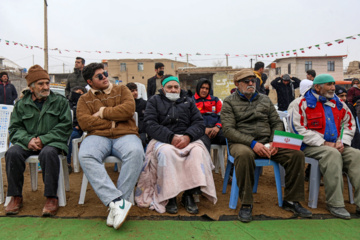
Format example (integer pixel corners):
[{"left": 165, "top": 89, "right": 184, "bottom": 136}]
[{"left": 107, "top": 199, "right": 132, "bottom": 229}]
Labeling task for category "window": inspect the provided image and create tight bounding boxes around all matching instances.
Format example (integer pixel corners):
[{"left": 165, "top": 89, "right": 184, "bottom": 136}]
[
  {"left": 328, "top": 61, "right": 335, "bottom": 71},
  {"left": 305, "top": 61, "right": 312, "bottom": 71},
  {"left": 276, "top": 67, "right": 281, "bottom": 75},
  {"left": 171, "top": 63, "right": 174, "bottom": 69},
  {"left": 120, "top": 63, "right": 126, "bottom": 72},
  {"left": 288, "top": 63, "right": 291, "bottom": 74},
  {"left": 138, "top": 63, "right": 144, "bottom": 71}
]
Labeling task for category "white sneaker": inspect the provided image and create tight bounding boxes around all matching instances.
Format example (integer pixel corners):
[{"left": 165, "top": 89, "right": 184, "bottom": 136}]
[{"left": 107, "top": 199, "right": 132, "bottom": 229}]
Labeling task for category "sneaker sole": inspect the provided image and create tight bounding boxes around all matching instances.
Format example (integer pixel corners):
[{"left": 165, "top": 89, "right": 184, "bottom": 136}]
[
  {"left": 282, "top": 206, "right": 312, "bottom": 218},
  {"left": 114, "top": 205, "right": 132, "bottom": 230},
  {"left": 237, "top": 215, "right": 252, "bottom": 223}
]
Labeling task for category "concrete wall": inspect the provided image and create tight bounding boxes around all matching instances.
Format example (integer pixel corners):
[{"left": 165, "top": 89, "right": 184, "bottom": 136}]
[{"left": 107, "top": 59, "right": 195, "bottom": 86}]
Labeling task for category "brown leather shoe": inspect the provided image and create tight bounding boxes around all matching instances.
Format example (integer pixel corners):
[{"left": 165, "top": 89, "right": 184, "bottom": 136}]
[
  {"left": 42, "top": 198, "right": 59, "bottom": 217},
  {"left": 5, "top": 196, "right": 23, "bottom": 215}
]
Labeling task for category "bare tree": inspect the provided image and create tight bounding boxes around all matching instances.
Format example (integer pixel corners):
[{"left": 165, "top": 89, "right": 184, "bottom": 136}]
[{"left": 213, "top": 60, "right": 223, "bottom": 67}]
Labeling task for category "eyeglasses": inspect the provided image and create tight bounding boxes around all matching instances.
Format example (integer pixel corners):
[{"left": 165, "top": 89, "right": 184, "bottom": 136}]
[
  {"left": 239, "top": 78, "right": 256, "bottom": 84},
  {"left": 96, "top": 71, "right": 108, "bottom": 80}
]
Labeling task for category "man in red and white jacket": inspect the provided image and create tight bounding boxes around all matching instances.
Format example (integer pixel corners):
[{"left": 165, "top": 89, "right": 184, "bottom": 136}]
[
  {"left": 288, "top": 74, "right": 360, "bottom": 220},
  {"left": 193, "top": 78, "right": 226, "bottom": 151}
]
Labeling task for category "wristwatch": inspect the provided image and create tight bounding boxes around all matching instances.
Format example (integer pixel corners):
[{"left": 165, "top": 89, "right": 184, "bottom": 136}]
[{"left": 216, "top": 125, "right": 221, "bottom": 129}]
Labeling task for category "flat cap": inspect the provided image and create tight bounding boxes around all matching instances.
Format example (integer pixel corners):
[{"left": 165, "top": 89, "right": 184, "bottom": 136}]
[{"left": 234, "top": 69, "right": 256, "bottom": 82}]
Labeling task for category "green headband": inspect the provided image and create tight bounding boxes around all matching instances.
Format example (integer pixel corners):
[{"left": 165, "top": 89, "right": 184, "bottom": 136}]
[{"left": 162, "top": 76, "right": 180, "bottom": 86}]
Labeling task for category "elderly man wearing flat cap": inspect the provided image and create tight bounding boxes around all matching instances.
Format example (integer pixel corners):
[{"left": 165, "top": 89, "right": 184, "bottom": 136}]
[
  {"left": 4, "top": 65, "right": 72, "bottom": 217},
  {"left": 221, "top": 69, "right": 311, "bottom": 223},
  {"left": 289, "top": 74, "right": 360, "bottom": 219}
]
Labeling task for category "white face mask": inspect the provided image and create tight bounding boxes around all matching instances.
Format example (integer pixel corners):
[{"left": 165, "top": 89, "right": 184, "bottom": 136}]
[
  {"left": 165, "top": 92, "right": 180, "bottom": 101},
  {"left": 353, "top": 84, "right": 359, "bottom": 88}
]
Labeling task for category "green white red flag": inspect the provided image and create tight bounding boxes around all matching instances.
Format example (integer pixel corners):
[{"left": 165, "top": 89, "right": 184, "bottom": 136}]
[{"left": 272, "top": 130, "right": 304, "bottom": 150}]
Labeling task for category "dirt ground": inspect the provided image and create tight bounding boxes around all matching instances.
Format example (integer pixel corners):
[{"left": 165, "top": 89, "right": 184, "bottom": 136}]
[{"left": 0, "top": 158, "right": 356, "bottom": 220}]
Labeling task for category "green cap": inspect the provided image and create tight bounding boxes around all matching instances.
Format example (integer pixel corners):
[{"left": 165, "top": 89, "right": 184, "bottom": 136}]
[
  {"left": 162, "top": 76, "right": 180, "bottom": 86},
  {"left": 313, "top": 74, "right": 335, "bottom": 85}
]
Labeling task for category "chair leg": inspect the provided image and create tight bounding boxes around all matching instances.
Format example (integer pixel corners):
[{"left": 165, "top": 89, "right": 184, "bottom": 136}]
[
  {"left": 72, "top": 139, "right": 80, "bottom": 173},
  {"left": 213, "top": 148, "right": 220, "bottom": 174},
  {"left": 29, "top": 163, "right": 38, "bottom": 191},
  {"left": 279, "top": 165, "right": 286, "bottom": 188},
  {"left": 61, "top": 157, "right": 70, "bottom": 192},
  {"left": 0, "top": 158, "right": 4, "bottom": 204},
  {"left": 272, "top": 163, "right": 283, "bottom": 207},
  {"left": 229, "top": 169, "right": 240, "bottom": 209},
  {"left": 219, "top": 146, "right": 225, "bottom": 179},
  {"left": 253, "top": 167, "right": 262, "bottom": 193},
  {"left": 307, "top": 160, "right": 321, "bottom": 209},
  {"left": 347, "top": 174, "right": 354, "bottom": 204},
  {"left": 222, "top": 161, "right": 232, "bottom": 194},
  {"left": 78, "top": 173, "right": 89, "bottom": 204},
  {"left": 57, "top": 157, "right": 66, "bottom": 207}
]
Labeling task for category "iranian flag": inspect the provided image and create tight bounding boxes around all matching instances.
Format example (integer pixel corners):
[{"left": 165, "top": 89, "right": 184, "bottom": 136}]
[{"left": 272, "top": 130, "right": 304, "bottom": 150}]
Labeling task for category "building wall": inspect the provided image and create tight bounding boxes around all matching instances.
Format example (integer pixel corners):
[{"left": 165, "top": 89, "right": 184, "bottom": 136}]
[
  {"left": 106, "top": 59, "right": 195, "bottom": 86},
  {"left": 268, "top": 57, "right": 344, "bottom": 82}
]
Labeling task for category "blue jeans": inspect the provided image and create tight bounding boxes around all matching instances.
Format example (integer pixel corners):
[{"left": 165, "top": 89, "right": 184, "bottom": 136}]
[
  {"left": 78, "top": 134, "right": 144, "bottom": 206},
  {"left": 67, "top": 128, "right": 83, "bottom": 164}
]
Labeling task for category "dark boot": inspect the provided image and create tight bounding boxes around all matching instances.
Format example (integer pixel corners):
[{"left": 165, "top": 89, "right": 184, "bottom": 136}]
[
  {"left": 181, "top": 191, "right": 199, "bottom": 214},
  {"left": 165, "top": 197, "right": 178, "bottom": 214}
]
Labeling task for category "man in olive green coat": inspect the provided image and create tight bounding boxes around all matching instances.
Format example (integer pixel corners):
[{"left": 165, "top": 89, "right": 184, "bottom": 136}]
[
  {"left": 221, "top": 69, "right": 311, "bottom": 223},
  {"left": 5, "top": 65, "right": 72, "bottom": 217}
]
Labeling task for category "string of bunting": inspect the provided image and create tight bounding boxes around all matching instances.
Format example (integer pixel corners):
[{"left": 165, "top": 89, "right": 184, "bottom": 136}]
[{"left": 1, "top": 34, "right": 359, "bottom": 58}]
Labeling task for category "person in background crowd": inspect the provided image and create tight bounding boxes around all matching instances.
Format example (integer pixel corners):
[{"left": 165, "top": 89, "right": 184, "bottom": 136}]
[
  {"left": 126, "top": 82, "right": 147, "bottom": 148},
  {"left": 65, "top": 57, "right": 87, "bottom": 99},
  {"left": 335, "top": 85, "right": 360, "bottom": 150},
  {"left": 347, "top": 78, "right": 360, "bottom": 105},
  {"left": 271, "top": 74, "right": 301, "bottom": 111},
  {"left": 300, "top": 69, "right": 316, "bottom": 96},
  {"left": 253, "top": 62, "right": 267, "bottom": 95},
  {"left": 147, "top": 62, "right": 165, "bottom": 99},
  {"left": 0, "top": 72, "right": 18, "bottom": 105},
  {"left": 67, "top": 86, "right": 87, "bottom": 173}
]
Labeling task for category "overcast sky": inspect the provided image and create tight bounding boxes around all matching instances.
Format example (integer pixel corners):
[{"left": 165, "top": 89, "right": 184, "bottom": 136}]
[{"left": 1, "top": 0, "right": 359, "bottom": 73}]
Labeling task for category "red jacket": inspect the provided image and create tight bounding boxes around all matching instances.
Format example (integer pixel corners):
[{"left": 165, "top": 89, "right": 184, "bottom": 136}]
[{"left": 193, "top": 92, "right": 222, "bottom": 128}]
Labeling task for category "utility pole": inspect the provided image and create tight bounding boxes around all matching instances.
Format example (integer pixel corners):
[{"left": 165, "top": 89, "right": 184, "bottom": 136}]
[
  {"left": 226, "top": 54, "right": 229, "bottom": 67},
  {"left": 63, "top": 63, "right": 65, "bottom": 73},
  {"left": 44, "top": 0, "right": 49, "bottom": 71},
  {"left": 250, "top": 58, "right": 255, "bottom": 68},
  {"left": 186, "top": 54, "right": 189, "bottom": 67},
  {"left": 32, "top": 54, "right": 34, "bottom": 65}
]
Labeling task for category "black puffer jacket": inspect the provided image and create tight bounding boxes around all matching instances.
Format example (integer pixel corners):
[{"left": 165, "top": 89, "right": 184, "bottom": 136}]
[
  {"left": 144, "top": 89, "right": 205, "bottom": 144},
  {"left": 271, "top": 77, "right": 301, "bottom": 111},
  {"left": 135, "top": 98, "right": 147, "bottom": 133}
]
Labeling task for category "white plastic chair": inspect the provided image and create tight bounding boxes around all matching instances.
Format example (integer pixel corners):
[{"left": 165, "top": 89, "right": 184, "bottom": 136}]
[
  {"left": 78, "top": 113, "right": 138, "bottom": 205},
  {"left": 210, "top": 144, "right": 226, "bottom": 178},
  {"left": 72, "top": 133, "right": 85, "bottom": 173},
  {"left": 0, "top": 105, "right": 14, "bottom": 204}
]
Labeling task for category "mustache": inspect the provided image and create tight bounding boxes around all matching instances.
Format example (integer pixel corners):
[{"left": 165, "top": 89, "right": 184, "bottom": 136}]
[{"left": 247, "top": 86, "right": 255, "bottom": 90}]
